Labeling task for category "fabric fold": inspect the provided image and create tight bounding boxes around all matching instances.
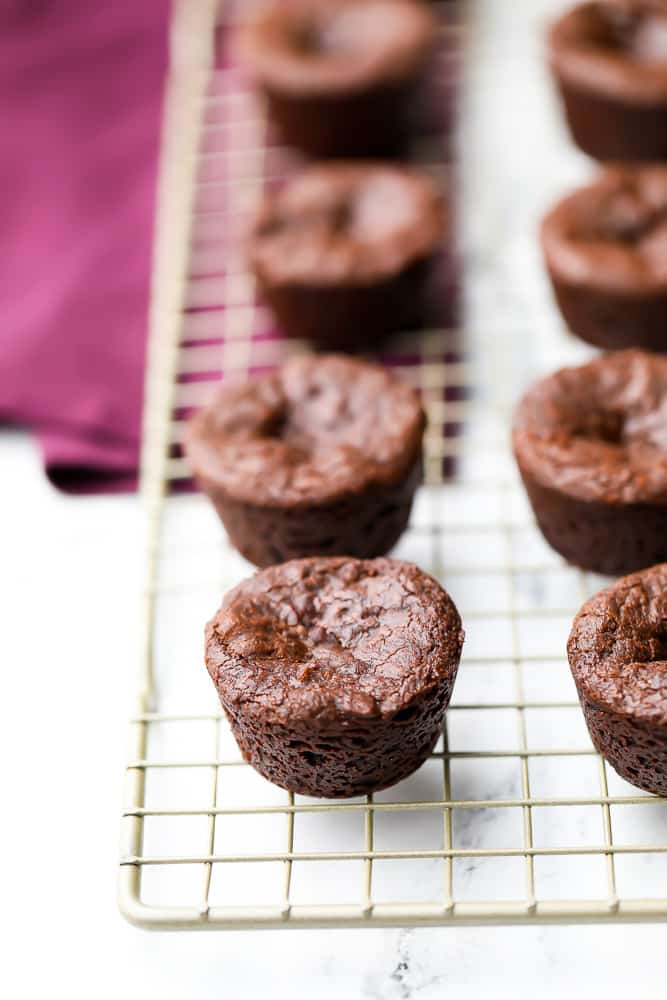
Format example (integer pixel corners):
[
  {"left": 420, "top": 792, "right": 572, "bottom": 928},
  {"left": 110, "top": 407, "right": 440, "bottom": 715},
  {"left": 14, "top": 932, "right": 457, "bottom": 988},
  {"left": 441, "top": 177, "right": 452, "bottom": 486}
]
[{"left": 0, "top": 1, "right": 169, "bottom": 492}]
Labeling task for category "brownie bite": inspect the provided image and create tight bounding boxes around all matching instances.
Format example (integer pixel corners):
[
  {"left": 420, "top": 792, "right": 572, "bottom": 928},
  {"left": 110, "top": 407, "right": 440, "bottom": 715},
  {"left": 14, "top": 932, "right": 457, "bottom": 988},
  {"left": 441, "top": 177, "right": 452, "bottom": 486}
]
[
  {"left": 235, "top": 0, "right": 437, "bottom": 158},
  {"left": 548, "top": 0, "right": 667, "bottom": 162},
  {"left": 185, "top": 355, "right": 426, "bottom": 568},
  {"left": 568, "top": 563, "right": 667, "bottom": 795},
  {"left": 542, "top": 167, "right": 667, "bottom": 352},
  {"left": 205, "top": 557, "right": 465, "bottom": 798},
  {"left": 248, "top": 163, "right": 446, "bottom": 348},
  {"left": 513, "top": 350, "right": 667, "bottom": 576}
]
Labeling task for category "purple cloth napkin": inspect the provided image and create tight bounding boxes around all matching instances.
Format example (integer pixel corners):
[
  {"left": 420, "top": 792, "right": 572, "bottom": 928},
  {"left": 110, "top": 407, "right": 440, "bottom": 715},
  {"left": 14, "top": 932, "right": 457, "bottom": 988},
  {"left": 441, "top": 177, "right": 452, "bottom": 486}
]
[{"left": 0, "top": 1, "right": 169, "bottom": 492}]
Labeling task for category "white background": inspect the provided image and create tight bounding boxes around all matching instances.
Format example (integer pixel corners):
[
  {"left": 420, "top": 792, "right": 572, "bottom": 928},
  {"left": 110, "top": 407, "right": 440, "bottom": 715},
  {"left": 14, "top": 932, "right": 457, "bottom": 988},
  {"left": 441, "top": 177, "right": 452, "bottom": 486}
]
[{"left": 3, "top": 1, "right": 665, "bottom": 996}]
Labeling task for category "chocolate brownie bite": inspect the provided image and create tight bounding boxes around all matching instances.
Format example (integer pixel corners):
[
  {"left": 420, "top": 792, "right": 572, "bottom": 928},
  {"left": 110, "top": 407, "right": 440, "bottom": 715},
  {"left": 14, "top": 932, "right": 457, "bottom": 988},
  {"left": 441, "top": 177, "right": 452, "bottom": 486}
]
[
  {"left": 248, "top": 163, "right": 446, "bottom": 348},
  {"left": 548, "top": 0, "right": 667, "bottom": 162},
  {"left": 235, "top": 0, "right": 437, "bottom": 158},
  {"left": 513, "top": 350, "right": 667, "bottom": 575},
  {"left": 185, "top": 355, "right": 426, "bottom": 568},
  {"left": 205, "top": 557, "right": 465, "bottom": 797},
  {"left": 542, "top": 167, "right": 667, "bottom": 352},
  {"left": 568, "top": 563, "right": 667, "bottom": 795}
]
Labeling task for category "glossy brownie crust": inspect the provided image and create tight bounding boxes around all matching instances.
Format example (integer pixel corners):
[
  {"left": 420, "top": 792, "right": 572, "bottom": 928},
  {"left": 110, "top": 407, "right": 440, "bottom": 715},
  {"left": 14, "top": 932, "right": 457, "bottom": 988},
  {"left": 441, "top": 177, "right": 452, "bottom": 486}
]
[
  {"left": 568, "top": 563, "right": 667, "bottom": 795},
  {"left": 542, "top": 167, "right": 667, "bottom": 352},
  {"left": 236, "top": 0, "right": 437, "bottom": 158},
  {"left": 185, "top": 355, "right": 426, "bottom": 567},
  {"left": 548, "top": 1, "right": 667, "bottom": 162},
  {"left": 513, "top": 350, "right": 667, "bottom": 575},
  {"left": 248, "top": 163, "right": 445, "bottom": 347},
  {"left": 205, "top": 557, "right": 465, "bottom": 797}
]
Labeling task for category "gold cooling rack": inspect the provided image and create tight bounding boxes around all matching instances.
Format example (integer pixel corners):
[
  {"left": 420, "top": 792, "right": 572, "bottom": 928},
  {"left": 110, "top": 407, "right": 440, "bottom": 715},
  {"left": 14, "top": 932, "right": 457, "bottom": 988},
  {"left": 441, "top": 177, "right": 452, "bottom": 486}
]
[{"left": 118, "top": 0, "right": 667, "bottom": 929}]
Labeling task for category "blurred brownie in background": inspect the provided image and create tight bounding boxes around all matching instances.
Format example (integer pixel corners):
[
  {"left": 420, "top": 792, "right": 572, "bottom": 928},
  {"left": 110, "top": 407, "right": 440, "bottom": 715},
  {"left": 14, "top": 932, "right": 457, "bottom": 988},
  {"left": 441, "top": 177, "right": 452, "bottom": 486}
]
[
  {"left": 235, "top": 0, "right": 438, "bottom": 158},
  {"left": 542, "top": 166, "right": 667, "bottom": 351},
  {"left": 548, "top": 0, "right": 667, "bottom": 161},
  {"left": 247, "top": 162, "right": 447, "bottom": 348}
]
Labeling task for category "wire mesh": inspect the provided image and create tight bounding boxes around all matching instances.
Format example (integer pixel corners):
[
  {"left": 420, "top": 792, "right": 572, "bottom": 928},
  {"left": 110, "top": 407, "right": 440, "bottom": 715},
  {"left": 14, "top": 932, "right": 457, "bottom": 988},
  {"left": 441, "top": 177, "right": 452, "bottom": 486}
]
[{"left": 118, "top": 0, "right": 667, "bottom": 929}]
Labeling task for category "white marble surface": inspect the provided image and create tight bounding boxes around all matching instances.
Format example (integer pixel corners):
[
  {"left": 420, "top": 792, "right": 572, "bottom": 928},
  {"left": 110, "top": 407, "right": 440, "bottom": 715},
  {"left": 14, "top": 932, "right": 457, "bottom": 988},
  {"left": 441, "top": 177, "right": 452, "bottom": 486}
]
[{"left": 3, "top": 0, "right": 666, "bottom": 996}]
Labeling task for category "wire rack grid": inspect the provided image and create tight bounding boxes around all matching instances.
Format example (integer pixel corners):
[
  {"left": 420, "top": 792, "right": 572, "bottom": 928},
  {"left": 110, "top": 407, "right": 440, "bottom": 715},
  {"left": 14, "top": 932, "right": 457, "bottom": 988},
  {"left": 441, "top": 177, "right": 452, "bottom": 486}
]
[{"left": 119, "top": 0, "right": 667, "bottom": 929}]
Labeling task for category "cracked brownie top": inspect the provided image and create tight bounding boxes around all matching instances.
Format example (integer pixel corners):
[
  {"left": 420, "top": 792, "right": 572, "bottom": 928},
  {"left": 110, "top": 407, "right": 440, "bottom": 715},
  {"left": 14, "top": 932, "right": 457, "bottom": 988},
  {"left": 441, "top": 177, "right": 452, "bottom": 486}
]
[{"left": 205, "top": 557, "right": 464, "bottom": 726}]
